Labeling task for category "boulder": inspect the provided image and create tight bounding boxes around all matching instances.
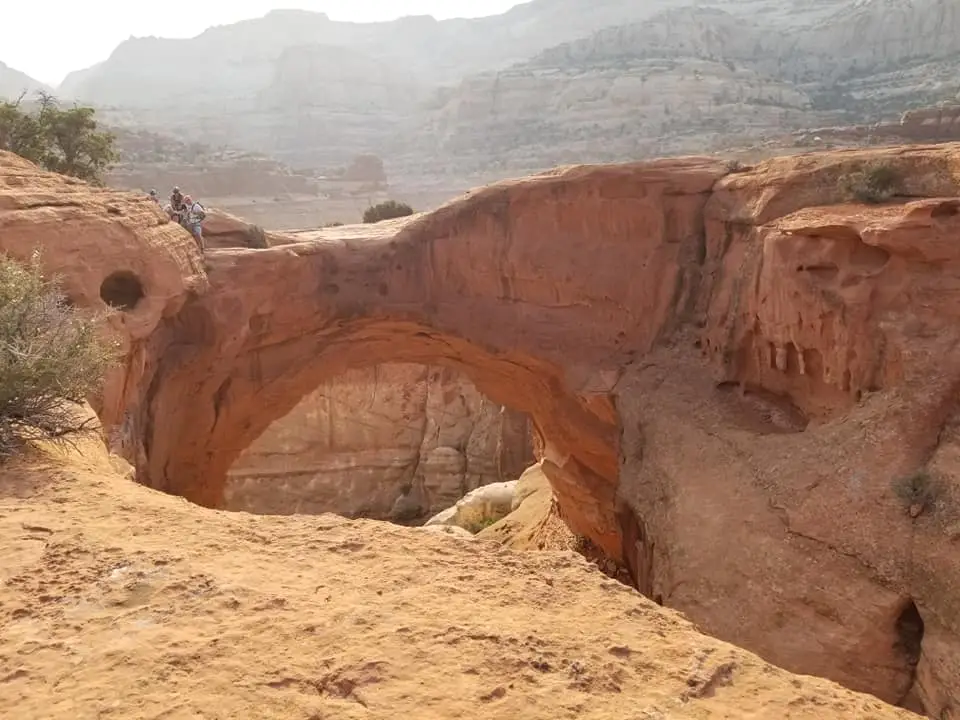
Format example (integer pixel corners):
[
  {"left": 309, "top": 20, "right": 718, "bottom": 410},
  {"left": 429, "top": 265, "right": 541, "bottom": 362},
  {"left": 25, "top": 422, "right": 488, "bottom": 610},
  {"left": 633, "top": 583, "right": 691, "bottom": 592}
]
[
  {"left": 424, "top": 480, "right": 518, "bottom": 534},
  {"left": 201, "top": 209, "right": 287, "bottom": 249}
]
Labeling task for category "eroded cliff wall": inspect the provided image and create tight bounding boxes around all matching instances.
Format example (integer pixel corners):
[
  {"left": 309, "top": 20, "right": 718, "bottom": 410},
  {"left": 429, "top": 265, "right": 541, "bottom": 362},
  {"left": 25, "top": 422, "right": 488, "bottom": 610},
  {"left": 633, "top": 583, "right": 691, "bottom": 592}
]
[{"left": 224, "top": 363, "right": 533, "bottom": 521}]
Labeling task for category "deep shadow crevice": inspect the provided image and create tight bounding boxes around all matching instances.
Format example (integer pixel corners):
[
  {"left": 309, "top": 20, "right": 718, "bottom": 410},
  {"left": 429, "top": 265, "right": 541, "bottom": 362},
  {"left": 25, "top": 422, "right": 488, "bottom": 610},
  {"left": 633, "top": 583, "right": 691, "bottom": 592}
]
[
  {"left": 100, "top": 270, "right": 145, "bottom": 311},
  {"left": 615, "top": 500, "right": 654, "bottom": 597},
  {"left": 894, "top": 599, "right": 925, "bottom": 711}
]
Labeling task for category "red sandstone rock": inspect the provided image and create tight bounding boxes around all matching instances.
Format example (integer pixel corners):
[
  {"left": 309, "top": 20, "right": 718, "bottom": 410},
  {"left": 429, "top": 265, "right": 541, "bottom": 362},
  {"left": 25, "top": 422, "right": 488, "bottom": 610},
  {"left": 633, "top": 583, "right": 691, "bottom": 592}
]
[
  {"left": 3, "top": 146, "right": 960, "bottom": 714},
  {"left": 0, "top": 435, "right": 918, "bottom": 720},
  {"left": 901, "top": 105, "right": 960, "bottom": 136},
  {"left": 202, "top": 208, "right": 289, "bottom": 249},
  {"left": 0, "top": 152, "right": 205, "bottom": 472}
]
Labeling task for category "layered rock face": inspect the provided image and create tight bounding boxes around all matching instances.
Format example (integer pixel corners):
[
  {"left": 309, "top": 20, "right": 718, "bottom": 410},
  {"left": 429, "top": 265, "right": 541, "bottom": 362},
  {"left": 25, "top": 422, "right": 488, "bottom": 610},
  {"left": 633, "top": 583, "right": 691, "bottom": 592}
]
[
  {"left": 797, "top": 0, "right": 960, "bottom": 79},
  {"left": 52, "top": 0, "right": 960, "bottom": 187},
  {"left": 413, "top": 0, "right": 960, "bottom": 176},
  {"left": 224, "top": 363, "right": 533, "bottom": 521},
  {"left": 416, "top": 7, "right": 824, "bottom": 175},
  {"left": 5, "top": 146, "right": 960, "bottom": 714},
  {"left": 56, "top": 3, "right": 669, "bottom": 104}
]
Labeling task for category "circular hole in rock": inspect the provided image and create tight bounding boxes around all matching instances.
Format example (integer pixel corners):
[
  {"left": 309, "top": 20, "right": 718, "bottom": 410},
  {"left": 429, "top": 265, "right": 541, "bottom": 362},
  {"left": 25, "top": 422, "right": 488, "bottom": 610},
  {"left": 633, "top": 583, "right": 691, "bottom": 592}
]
[{"left": 99, "top": 271, "right": 145, "bottom": 311}]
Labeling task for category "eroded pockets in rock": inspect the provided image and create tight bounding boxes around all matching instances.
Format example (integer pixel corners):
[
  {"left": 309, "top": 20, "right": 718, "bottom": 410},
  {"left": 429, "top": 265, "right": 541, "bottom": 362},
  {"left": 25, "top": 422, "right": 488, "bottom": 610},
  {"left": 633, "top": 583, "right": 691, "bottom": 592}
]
[
  {"left": 894, "top": 599, "right": 924, "bottom": 672},
  {"left": 715, "top": 381, "right": 810, "bottom": 434},
  {"left": 100, "top": 270, "right": 145, "bottom": 311}
]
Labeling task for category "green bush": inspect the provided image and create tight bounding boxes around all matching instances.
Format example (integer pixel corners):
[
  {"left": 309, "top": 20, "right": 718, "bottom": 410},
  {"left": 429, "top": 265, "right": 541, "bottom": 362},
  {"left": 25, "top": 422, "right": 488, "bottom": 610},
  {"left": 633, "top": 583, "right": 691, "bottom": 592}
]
[
  {"left": 0, "top": 92, "right": 118, "bottom": 185},
  {"left": 463, "top": 516, "right": 501, "bottom": 534},
  {"left": 839, "top": 161, "right": 901, "bottom": 204},
  {"left": 0, "top": 253, "right": 118, "bottom": 456},
  {"left": 363, "top": 200, "right": 414, "bottom": 224},
  {"left": 892, "top": 469, "right": 940, "bottom": 510}
]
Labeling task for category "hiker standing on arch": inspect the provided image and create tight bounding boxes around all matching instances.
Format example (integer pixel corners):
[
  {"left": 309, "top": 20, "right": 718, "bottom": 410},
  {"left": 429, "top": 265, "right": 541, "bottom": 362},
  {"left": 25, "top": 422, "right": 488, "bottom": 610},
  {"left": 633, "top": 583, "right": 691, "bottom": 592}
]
[
  {"left": 170, "top": 186, "right": 185, "bottom": 222},
  {"left": 182, "top": 194, "right": 207, "bottom": 250}
]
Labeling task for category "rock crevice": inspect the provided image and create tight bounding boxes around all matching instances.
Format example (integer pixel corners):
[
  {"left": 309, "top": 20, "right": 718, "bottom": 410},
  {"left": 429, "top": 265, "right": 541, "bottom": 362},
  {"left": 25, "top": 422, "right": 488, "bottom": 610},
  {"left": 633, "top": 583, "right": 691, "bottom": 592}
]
[{"left": 224, "top": 363, "right": 534, "bottom": 521}]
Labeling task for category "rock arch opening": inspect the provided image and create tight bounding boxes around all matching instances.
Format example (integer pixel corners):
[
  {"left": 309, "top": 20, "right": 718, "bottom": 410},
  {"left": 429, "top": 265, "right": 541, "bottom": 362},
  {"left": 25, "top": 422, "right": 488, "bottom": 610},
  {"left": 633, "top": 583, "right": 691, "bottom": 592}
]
[
  {"left": 128, "top": 159, "right": 717, "bottom": 563},
  {"left": 139, "top": 304, "right": 623, "bottom": 556},
  {"left": 99, "top": 270, "right": 145, "bottom": 311},
  {"left": 223, "top": 362, "right": 535, "bottom": 524}
]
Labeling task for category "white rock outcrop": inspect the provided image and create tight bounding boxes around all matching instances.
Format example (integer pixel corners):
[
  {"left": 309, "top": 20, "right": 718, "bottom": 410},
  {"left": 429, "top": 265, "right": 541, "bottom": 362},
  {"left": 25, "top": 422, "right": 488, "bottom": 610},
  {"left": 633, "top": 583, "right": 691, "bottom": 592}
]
[{"left": 424, "top": 480, "right": 519, "bottom": 533}]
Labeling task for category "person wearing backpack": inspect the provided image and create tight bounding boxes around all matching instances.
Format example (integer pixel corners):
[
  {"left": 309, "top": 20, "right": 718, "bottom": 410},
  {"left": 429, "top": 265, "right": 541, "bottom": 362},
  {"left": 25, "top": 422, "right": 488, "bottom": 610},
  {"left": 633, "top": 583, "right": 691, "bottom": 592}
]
[{"left": 183, "top": 194, "right": 207, "bottom": 250}]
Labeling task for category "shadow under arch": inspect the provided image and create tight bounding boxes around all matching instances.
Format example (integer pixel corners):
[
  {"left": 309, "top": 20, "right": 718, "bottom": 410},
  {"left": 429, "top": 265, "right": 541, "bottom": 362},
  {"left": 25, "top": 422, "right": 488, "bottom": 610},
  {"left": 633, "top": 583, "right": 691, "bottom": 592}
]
[{"left": 145, "top": 315, "right": 621, "bottom": 553}]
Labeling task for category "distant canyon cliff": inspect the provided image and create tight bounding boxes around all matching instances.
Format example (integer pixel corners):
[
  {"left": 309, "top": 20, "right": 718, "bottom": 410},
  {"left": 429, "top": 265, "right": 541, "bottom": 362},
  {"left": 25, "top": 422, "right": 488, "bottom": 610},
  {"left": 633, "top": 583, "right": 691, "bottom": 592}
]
[
  {"left": 225, "top": 364, "right": 533, "bottom": 522},
  {"left": 3, "top": 0, "right": 953, "bottom": 189}
]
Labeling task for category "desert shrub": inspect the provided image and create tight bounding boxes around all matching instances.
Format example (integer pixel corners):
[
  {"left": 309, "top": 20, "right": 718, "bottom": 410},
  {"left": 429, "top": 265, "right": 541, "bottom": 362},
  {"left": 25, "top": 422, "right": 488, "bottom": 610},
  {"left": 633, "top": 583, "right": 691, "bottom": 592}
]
[
  {"left": 724, "top": 159, "right": 749, "bottom": 173},
  {"left": 363, "top": 200, "right": 414, "bottom": 224},
  {"left": 323, "top": 221, "right": 345, "bottom": 228},
  {"left": 461, "top": 515, "right": 503, "bottom": 535},
  {"left": 0, "top": 92, "right": 118, "bottom": 185},
  {"left": 892, "top": 469, "right": 940, "bottom": 509},
  {"left": 0, "top": 253, "right": 118, "bottom": 457},
  {"left": 246, "top": 225, "right": 269, "bottom": 249},
  {"left": 839, "top": 161, "right": 901, "bottom": 204}
]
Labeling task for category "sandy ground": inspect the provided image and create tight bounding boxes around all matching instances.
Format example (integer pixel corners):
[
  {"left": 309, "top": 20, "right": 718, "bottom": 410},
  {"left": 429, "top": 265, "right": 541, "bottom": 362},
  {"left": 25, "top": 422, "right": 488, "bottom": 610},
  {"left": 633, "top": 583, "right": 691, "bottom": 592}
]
[{"left": 0, "top": 436, "right": 917, "bottom": 719}]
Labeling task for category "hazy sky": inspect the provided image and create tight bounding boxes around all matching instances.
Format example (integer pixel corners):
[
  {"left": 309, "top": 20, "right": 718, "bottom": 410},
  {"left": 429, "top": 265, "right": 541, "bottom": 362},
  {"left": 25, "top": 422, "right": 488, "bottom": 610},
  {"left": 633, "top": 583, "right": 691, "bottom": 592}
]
[{"left": 2, "top": 1, "right": 523, "bottom": 86}]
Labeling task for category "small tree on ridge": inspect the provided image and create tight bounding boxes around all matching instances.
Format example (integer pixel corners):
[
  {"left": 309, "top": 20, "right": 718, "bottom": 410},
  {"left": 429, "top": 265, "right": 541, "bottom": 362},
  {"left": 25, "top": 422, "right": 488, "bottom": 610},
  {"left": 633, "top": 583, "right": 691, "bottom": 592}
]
[
  {"left": 363, "top": 200, "right": 414, "bottom": 224},
  {"left": 0, "top": 92, "right": 118, "bottom": 185}
]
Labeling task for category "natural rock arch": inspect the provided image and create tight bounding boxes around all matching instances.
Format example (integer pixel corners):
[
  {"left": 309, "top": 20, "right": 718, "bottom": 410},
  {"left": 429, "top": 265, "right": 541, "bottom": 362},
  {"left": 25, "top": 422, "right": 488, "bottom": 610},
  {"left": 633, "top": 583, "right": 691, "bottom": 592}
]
[{"left": 133, "top": 160, "right": 721, "bottom": 554}]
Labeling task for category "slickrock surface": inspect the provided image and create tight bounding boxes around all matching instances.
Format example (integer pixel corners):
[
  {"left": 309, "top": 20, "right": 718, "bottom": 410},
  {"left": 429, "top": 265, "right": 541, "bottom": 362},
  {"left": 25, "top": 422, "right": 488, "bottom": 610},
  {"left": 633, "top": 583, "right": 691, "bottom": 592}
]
[
  {"left": 201, "top": 208, "right": 284, "bottom": 249},
  {"left": 0, "top": 436, "right": 917, "bottom": 720}
]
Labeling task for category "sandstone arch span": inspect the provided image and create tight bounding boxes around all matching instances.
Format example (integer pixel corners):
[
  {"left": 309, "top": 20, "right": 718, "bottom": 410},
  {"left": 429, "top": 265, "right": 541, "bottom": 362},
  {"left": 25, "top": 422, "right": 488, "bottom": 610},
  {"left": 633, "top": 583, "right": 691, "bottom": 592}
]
[{"left": 135, "top": 159, "right": 723, "bottom": 555}]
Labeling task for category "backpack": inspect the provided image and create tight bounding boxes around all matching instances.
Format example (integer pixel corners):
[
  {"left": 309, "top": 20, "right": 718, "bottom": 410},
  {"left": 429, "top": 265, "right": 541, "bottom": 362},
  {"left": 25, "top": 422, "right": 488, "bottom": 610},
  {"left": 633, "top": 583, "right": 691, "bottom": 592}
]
[{"left": 192, "top": 203, "right": 206, "bottom": 222}]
